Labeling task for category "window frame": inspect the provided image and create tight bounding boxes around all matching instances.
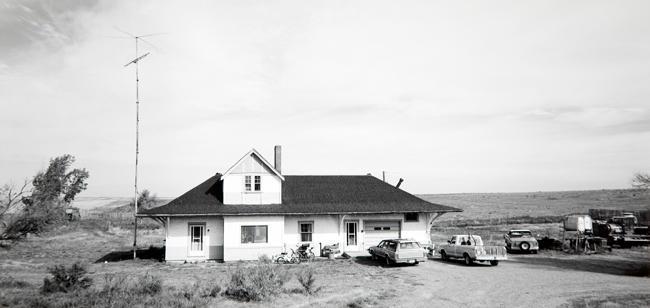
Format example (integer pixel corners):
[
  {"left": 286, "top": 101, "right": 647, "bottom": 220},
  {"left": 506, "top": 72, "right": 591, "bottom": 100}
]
[
  {"left": 298, "top": 221, "right": 314, "bottom": 242},
  {"left": 244, "top": 175, "right": 252, "bottom": 192},
  {"left": 240, "top": 225, "right": 268, "bottom": 244},
  {"left": 254, "top": 175, "right": 261, "bottom": 191}
]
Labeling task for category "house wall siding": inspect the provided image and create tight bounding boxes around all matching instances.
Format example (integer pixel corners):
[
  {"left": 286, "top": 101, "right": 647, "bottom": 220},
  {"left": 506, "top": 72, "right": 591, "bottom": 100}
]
[
  {"left": 165, "top": 216, "right": 224, "bottom": 261},
  {"left": 222, "top": 154, "right": 282, "bottom": 204},
  {"left": 283, "top": 215, "right": 340, "bottom": 254},
  {"left": 223, "top": 215, "right": 284, "bottom": 261}
]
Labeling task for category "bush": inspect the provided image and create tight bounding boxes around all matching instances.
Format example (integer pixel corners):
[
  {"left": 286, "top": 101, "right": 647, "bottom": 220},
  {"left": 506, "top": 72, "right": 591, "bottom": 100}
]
[
  {"left": 0, "top": 276, "right": 29, "bottom": 288},
  {"left": 296, "top": 266, "right": 321, "bottom": 295},
  {"left": 134, "top": 272, "right": 162, "bottom": 295},
  {"left": 224, "top": 261, "right": 290, "bottom": 301},
  {"left": 42, "top": 263, "right": 92, "bottom": 293}
]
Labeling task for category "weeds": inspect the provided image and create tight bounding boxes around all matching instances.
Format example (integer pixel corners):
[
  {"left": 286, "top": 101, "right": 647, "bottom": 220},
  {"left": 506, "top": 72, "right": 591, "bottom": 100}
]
[
  {"left": 42, "top": 262, "right": 92, "bottom": 293},
  {"left": 134, "top": 272, "right": 162, "bottom": 295},
  {"left": 296, "top": 266, "right": 321, "bottom": 295},
  {"left": 224, "top": 258, "right": 290, "bottom": 301},
  {"left": 0, "top": 276, "right": 30, "bottom": 288}
]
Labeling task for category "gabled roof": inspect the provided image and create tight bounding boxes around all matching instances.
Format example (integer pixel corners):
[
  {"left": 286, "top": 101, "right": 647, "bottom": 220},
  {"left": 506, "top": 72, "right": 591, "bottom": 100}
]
[
  {"left": 139, "top": 174, "right": 461, "bottom": 216},
  {"left": 222, "top": 148, "right": 284, "bottom": 180}
]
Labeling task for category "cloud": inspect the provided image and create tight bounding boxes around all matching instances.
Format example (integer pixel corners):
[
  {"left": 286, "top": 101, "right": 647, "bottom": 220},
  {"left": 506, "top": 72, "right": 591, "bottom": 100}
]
[{"left": 0, "top": 0, "right": 102, "bottom": 65}]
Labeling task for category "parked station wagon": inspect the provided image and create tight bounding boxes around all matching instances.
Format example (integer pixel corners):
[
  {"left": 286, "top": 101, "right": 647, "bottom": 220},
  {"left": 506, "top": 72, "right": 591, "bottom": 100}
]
[{"left": 368, "top": 239, "right": 427, "bottom": 265}]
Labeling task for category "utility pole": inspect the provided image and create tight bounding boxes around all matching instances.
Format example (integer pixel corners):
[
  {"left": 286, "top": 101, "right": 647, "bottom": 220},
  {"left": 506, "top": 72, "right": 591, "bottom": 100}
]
[{"left": 382, "top": 171, "right": 386, "bottom": 182}]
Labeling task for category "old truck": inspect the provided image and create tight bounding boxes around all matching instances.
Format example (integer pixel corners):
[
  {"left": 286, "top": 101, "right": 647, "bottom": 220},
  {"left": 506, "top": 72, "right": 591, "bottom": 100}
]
[
  {"left": 504, "top": 229, "right": 539, "bottom": 253},
  {"left": 438, "top": 235, "right": 507, "bottom": 266}
]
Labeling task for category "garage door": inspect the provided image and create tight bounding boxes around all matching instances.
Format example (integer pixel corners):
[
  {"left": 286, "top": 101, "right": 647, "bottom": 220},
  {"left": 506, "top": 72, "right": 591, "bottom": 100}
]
[{"left": 363, "top": 220, "right": 400, "bottom": 249}]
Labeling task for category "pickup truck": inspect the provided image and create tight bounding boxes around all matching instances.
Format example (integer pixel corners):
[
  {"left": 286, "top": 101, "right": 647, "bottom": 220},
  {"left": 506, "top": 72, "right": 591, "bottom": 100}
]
[
  {"left": 437, "top": 235, "right": 507, "bottom": 266},
  {"left": 368, "top": 239, "right": 427, "bottom": 265},
  {"left": 504, "top": 229, "right": 539, "bottom": 253}
]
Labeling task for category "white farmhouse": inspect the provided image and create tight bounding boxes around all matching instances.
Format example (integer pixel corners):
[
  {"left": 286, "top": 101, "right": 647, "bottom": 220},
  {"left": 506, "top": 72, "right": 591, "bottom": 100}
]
[{"left": 139, "top": 146, "right": 461, "bottom": 262}]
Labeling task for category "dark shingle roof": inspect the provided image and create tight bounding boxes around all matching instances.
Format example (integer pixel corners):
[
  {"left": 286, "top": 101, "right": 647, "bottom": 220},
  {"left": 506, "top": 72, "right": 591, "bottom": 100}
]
[{"left": 139, "top": 175, "right": 461, "bottom": 216}]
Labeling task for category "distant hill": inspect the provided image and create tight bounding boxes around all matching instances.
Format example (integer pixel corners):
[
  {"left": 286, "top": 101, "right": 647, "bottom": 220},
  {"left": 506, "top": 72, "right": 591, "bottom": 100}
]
[
  {"left": 70, "top": 196, "right": 171, "bottom": 212},
  {"left": 418, "top": 189, "right": 650, "bottom": 221}
]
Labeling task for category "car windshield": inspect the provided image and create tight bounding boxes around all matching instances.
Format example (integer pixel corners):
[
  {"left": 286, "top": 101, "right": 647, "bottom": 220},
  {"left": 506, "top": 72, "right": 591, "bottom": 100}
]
[{"left": 399, "top": 242, "right": 421, "bottom": 249}]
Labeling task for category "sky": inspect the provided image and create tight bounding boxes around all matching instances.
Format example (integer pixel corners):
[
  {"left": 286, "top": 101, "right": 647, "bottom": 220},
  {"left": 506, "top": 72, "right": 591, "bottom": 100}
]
[{"left": 1, "top": 0, "right": 649, "bottom": 197}]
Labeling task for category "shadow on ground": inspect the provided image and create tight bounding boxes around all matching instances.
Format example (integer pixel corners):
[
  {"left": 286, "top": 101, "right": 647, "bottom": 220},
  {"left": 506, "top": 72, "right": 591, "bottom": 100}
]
[
  {"left": 95, "top": 246, "right": 164, "bottom": 263},
  {"left": 352, "top": 256, "right": 431, "bottom": 268},
  {"left": 510, "top": 255, "right": 650, "bottom": 277}
]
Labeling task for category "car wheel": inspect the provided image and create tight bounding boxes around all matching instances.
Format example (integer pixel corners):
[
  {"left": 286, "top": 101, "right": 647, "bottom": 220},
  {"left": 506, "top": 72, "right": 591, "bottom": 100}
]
[
  {"left": 490, "top": 260, "right": 499, "bottom": 266},
  {"left": 519, "top": 242, "right": 530, "bottom": 252},
  {"left": 275, "top": 257, "right": 285, "bottom": 264},
  {"left": 463, "top": 254, "right": 473, "bottom": 266},
  {"left": 371, "top": 253, "right": 377, "bottom": 261},
  {"left": 440, "top": 251, "right": 448, "bottom": 261}
]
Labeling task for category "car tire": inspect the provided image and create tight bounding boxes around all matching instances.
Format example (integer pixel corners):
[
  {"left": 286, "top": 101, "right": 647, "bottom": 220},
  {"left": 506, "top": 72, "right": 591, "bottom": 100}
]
[
  {"left": 463, "top": 254, "right": 473, "bottom": 266},
  {"left": 441, "top": 251, "right": 448, "bottom": 261},
  {"left": 371, "top": 253, "right": 377, "bottom": 261},
  {"left": 490, "top": 260, "right": 499, "bottom": 266},
  {"left": 519, "top": 242, "right": 531, "bottom": 252}
]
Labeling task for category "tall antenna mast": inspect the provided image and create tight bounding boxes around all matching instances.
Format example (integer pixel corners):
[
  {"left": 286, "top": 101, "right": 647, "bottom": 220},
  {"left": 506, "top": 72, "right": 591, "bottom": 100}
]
[{"left": 121, "top": 29, "right": 161, "bottom": 260}]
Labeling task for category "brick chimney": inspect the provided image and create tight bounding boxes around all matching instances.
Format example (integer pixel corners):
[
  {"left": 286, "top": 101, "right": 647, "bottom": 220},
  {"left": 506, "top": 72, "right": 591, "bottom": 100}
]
[{"left": 274, "top": 145, "right": 282, "bottom": 173}]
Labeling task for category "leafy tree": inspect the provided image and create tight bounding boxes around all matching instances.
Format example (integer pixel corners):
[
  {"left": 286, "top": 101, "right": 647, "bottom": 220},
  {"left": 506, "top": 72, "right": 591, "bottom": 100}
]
[
  {"left": 30, "top": 154, "right": 89, "bottom": 204},
  {"left": 1, "top": 155, "right": 88, "bottom": 244},
  {"left": 632, "top": 173, "right": 650, "bottom": 189},
  {"left": 130, "top": 189, "right": 158, "bottom": 211}
]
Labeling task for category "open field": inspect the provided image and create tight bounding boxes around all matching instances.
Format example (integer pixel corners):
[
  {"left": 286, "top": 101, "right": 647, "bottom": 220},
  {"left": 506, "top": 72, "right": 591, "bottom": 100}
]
[{"left": 420, "top": 189, "right": 650, "bottom": 222}]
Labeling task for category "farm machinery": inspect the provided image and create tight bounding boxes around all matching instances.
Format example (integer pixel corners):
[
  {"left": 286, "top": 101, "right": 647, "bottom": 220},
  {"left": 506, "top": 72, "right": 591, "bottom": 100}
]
[
  {"left": 561, "top": 214, "right": 608, "bottom": 253},
  {"left": 590, "top": 210, "right": 650, "bottom": 247},
  {"left": 561, "top": 211, "right": 650, "bottom": 253}
]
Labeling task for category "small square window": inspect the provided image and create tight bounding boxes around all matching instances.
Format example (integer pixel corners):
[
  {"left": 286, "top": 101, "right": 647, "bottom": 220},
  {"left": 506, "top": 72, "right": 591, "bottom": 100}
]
[{"left": 405, "top": 213, "right": 419, "bottom": 222}]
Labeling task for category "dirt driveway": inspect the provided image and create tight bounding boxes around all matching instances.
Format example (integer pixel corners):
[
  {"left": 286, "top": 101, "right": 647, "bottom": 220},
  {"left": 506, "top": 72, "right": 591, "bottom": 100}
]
[{"left": 354, "top": 253, "right": 650, "bottom": 307}]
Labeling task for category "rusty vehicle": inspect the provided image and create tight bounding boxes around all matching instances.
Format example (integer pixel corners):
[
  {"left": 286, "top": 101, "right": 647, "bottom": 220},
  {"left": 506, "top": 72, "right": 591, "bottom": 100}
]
[
  {"left": 438, "top": 235, "right": 507, "bottom": 266},
  {"left": 504, "top": 230, "right": 539, "bottom": 253},
  {"left": 368, "top": 239, "right": 427, "bottom": 265}
]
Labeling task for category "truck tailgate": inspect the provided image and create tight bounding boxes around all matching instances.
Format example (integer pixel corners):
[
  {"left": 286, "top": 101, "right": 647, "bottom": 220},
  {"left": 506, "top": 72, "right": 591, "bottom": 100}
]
[{"left": 475, "top": 246, "right": 508, "bottom": 261}]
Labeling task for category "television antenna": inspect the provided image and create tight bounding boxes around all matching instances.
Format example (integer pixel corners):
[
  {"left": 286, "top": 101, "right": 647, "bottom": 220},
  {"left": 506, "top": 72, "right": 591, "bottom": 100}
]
[{"left": 119, "top": 28, "right": 165, "bottom": 260}]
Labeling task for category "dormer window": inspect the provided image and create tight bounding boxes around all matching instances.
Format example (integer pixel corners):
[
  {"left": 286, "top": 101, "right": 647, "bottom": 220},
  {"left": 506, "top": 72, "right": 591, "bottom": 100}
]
[{"left": 244, "top": 175, "right": 261, "bottom": 192}]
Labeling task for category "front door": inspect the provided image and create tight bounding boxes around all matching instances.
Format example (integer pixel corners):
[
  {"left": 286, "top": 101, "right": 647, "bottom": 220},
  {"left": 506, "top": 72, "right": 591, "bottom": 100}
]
[
  {"left": 188, "top": 224, "right": 205, "bottom": 257},
  {"left": 345, "top": 221, "right": 359, "bottom": 251}
]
